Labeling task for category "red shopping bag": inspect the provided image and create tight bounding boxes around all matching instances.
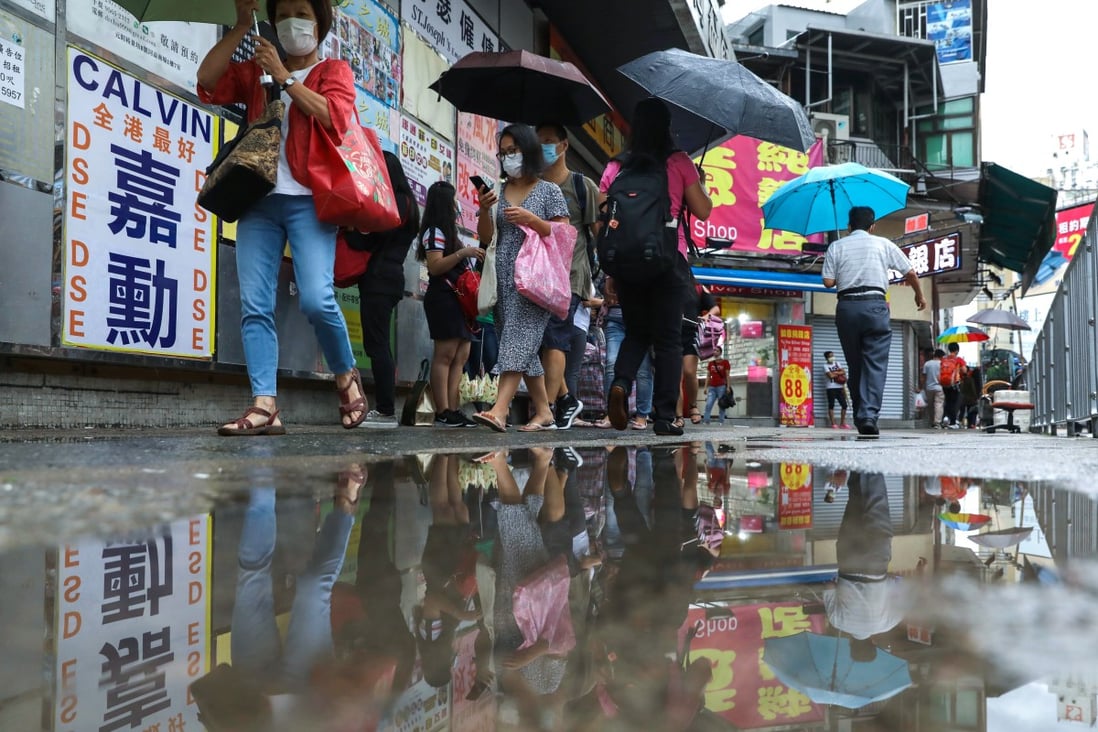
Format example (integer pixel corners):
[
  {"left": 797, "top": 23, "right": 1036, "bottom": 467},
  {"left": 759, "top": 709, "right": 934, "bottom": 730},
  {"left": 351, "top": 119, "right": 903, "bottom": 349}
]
[
  {"left": 512, "top": 555, "right": 576, "bottom": 655},
  {"left": 451, "top": 268, "right": 481, "bottom": 324},
  {"left": 333, "top": 229, "right": 371, "bottom": 288},
  {"left": 514, "top": 222, "right": 575, "bottom": 319},
  {"left": 309, "top": 119, "right": 401, "bottom": 232}
]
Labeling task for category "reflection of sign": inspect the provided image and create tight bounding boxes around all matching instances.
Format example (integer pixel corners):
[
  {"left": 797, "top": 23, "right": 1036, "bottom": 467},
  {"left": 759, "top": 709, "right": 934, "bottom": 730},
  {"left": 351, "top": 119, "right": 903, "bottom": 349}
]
[
  {"left": 64, "top": 49, "right": 216, "bottom": 358},
  {"left": 400, "top": 114, "right": 454, "bottom": 206},
  {"left": 778, "top": 463, "right": 813, "bottom": 529},
  {"left": 383, "top": 677, "right": 451, "bottom": 731},
  {"left": 679, "top": 603, "right": 826, "bottom": 729},
  {"left": 0, "top": 35, "right": 26, "bottom": 109},
  {"left": 400, "top": 0, "right": 499, "bottom": 64},
  {"left": 777, "top": 325, "right": 813, "bottom": 427},
  {"left": 55, "top": 517, "right": 210, "bottom": 732},
  {"left": 67, "top": 1, "right": 218, "bottom": 94},
  {"left": 455, "top": 111, "right": 499, "bottom": 236},
  {"left": 906, "top": 623, "right": 934, "bottom": 646},
  {"left": 926, "top": 0, "right": 973, "bottom": 64},
  {"left": 891, "top": 232, "right": 962, "bottom": 280},
  {"left": 706, "top": 284, "right": 803, "bottom": 299},
  {"left": 323, "top": 0, "right": 401, "bottom": 107},
  {"left": 451, "top": 629, "right": 496, "bottom": 731},
  {"left": 696, "top": 138, "right": 824, "bottom": 254}
]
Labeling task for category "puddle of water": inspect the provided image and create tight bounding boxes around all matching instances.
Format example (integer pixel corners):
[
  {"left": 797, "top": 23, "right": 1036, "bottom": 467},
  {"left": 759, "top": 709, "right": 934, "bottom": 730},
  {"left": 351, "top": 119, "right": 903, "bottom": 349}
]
[{"left": 2, "top": 444, "right": 1096, "bottom": 730}]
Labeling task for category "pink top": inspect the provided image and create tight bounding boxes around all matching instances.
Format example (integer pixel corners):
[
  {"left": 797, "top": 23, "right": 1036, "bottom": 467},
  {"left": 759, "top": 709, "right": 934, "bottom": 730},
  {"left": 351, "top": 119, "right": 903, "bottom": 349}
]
[{"left": 599, "top": 150, "right": 699, "bottom": 256}]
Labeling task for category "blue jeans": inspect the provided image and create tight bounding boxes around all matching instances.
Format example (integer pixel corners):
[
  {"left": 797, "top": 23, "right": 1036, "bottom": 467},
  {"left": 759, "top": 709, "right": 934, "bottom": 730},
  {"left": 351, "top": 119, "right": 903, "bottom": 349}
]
[
  {"left": 604, "top": 318, "right": 653, "bottom": 417},
  {"left": 704, "top": 385, "right": 728, "bottom": 424},
  {"left": 236, "top": 194, "right": 356, "bottom": 397},
  {"left": 231, "top": 488, "right": 354, "bottom": 688}
]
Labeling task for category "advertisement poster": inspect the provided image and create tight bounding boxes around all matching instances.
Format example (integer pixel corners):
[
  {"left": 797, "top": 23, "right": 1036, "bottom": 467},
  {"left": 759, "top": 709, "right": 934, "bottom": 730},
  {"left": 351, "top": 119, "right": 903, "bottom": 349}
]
[
  {"left": 1027, "top": 203, "right": 1094, "bottom": 296},
  {"left": 66, "top": 1, "right": 217, "bottom": 94},
  {"left": 778, "top": 463, "right": 814, "bottom": 529},
  {"left": 926, "top": 0, "right": 972, "bottom": 64},
  {"left": 64, "top": 49, "right": 217, "bottom": 358},
  {"left": 323, "top": 0, "right": 401, "bottom": 108},
  {"left": 400, "top": 113, "right": 455, "bottom": 206},
  {"left": 695, "top": 138, "right": 824, "bottom": 254},
  {"left": 450, "top": 629, "right": 497, "bottom": 732},
  {"left": 679, "top": 602, "right": 825, "bottom": 728},
  {"left": 892, "top": 231, "right": 962, "bottom": 280},
  {"left": 54, "top": 517, "right": 211, "bottom": 732},
  {"left": 777, "top": 324, "right": 813, "bottom": 427},
  {"left": 455, "top": 111, "right": 498, "bottom": 235},
  {"left": 0, "top": 33, "right": 26, "bottom": 109},
  {"left": 357, "top": 87, "right": 398, "bottom": 153},
  {"left": 400, "top": 0, "right": 500, "bottom": 64}
]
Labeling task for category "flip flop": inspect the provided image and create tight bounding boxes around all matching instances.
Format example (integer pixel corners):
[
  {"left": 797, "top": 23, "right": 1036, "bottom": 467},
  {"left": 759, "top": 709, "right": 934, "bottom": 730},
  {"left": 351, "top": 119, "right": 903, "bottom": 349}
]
[
  {"left": 472, "top": 411, "right": 507, "bottom": 433},
  {"left": 518, "top": 420, "right": 557, "bottom": 432}
]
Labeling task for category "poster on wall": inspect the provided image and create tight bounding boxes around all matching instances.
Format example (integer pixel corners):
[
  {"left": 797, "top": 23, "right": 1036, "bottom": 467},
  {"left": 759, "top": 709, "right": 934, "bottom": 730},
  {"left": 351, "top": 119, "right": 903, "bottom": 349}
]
[
  {"left": 0, "top": 31, "right": 25, "bottom": 109},
  {"left": 54, "top": 516, "right": 211, "bottom": 732},
  {"left": 6, "top": 0, "right": 54, "bottom": 21},
  {"left": 777, "top": 324, "right": 813, "bottom": 427},
  {"left": 400, "top": 113, "right": 454, "bottom": 206},
  {"left": 778, "top": 463, "right": 813, "bottom": 529},
  {"left": 323, "top": 0, "right": 401, "bottom": 107},
  {"left": 695, "top": 137, "right": 824, "bottom": 254},
  {"left": 64, "top": 49, "right": 217, "bottom": 358},
  {"left": 455, "top": 111, "right": 498, "bottom": 235},
  {"left": 67, "top": 1, "right": 217, "bottom": 94},
  {"left": 400, "top": 0, "right": 500, "bottom": 65},
  {"left": 356, "top": 87, "right": 398, "bottom": 153},
  {"left": 926, "top": 0, "right": 972, "bottom": 64}
]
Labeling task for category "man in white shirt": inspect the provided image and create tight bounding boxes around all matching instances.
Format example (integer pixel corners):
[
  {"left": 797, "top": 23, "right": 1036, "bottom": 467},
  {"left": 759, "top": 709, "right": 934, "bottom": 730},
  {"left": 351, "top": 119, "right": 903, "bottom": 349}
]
[
  {"left": 920, "top": 349, "right": 946, "bottom": 428},
  {"left": 822, "top": 207, "right": 926, "bottom": 436}
]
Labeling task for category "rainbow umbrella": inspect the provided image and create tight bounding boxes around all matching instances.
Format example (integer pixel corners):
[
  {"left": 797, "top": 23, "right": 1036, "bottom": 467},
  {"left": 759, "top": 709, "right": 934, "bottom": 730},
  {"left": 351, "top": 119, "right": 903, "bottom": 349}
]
[
  {"left": 939, "top": 512, "right": 992, "bottom": 531},
  {"left": 937, "top": 325, "right": 989, "bottom": 344}
]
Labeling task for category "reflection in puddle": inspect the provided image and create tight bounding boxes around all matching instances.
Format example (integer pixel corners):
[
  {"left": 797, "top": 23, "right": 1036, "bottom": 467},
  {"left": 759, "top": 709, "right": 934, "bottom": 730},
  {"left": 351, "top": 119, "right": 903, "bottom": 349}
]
[{"left": 7, "top": 445, "right": 1098, "bottom": 730}]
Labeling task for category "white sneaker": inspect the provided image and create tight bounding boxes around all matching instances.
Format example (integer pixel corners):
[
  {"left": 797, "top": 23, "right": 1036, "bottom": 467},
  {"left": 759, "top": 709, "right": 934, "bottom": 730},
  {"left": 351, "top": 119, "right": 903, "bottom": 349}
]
[{"left": 363, "top": 409, "right": 398, "bottom": 428}]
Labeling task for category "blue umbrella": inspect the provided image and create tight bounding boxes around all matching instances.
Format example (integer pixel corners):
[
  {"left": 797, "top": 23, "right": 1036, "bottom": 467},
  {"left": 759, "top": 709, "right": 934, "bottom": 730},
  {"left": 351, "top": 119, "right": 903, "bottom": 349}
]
[
  {"left": 761, "top": 162, "right": 911, "bottom": 236},
  {"left": 764, "top": 632, "right": 912, "bottom": 708}
]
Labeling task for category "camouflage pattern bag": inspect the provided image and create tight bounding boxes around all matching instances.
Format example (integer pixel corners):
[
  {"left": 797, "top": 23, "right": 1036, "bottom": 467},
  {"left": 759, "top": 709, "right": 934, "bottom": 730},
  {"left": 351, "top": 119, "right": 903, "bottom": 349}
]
[{"left": 197, "top": 98, "right": 284, "bottom": 223}]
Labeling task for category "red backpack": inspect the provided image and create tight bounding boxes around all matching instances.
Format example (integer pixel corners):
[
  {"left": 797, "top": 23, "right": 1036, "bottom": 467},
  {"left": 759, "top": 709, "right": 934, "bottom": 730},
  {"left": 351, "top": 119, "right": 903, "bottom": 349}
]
[{"left": 940, "top": 355, "right": 967, "bottom": 387}]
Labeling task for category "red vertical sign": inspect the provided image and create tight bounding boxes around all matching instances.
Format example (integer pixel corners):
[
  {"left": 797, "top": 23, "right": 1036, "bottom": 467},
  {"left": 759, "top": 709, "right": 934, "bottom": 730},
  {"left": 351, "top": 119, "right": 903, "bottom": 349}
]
[
  {"left": 777, "top": 325, "right": 813, "bottom": 427},
  {"left": 778, "top": 463, "right": 814, "bottom": 530}
]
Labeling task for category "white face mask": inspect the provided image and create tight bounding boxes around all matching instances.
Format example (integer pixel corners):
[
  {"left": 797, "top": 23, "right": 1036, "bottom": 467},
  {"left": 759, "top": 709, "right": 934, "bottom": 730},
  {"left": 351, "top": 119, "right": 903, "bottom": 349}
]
[
  {"left": 277, "top": 17, "right": 318, "bottom": 57},
  {"left": 501, "top": 153, "right": 524, "bottom": 178}
]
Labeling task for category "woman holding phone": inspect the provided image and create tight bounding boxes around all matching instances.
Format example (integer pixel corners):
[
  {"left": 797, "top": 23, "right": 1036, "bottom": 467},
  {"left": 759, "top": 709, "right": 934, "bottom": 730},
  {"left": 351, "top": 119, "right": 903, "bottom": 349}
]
[{"left": 471, "top": 124, "right": 570, "bottom": 433}]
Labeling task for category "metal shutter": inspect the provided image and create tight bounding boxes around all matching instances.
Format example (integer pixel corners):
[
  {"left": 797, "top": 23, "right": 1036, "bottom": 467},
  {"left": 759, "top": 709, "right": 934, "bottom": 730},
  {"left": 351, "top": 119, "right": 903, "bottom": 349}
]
[
  {"left": 809, "top": 472, "right": 909, "bottom": 538},
  {"left": 811, "top": 317, "right": 907, "bottom": 422}
]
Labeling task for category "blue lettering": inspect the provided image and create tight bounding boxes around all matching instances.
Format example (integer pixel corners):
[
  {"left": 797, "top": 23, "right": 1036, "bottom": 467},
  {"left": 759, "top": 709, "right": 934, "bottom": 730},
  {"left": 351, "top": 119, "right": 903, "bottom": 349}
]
[
  {"left": 73, "top": 53, "right": 100, "bottom": 92},
  {"left": 102, "top": 69, "right": 130, "bottom": 108}
]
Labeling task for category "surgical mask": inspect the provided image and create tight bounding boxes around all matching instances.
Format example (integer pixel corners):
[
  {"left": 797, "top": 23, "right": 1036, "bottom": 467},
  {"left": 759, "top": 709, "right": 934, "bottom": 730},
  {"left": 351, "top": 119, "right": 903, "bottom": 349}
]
[
  {"left": 277, "top": 17, "right": 318, "bottom": 57},
  {"left": 541, "top": 143, "right": 560, "bottom": 165},
  {"left": 501, "top": 153, "right": 524, "bottom": 178}
]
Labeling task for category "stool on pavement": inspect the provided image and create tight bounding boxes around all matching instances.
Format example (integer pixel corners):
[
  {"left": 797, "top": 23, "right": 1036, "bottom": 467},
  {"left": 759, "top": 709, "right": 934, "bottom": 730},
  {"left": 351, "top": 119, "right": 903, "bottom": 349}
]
[{"left": 981, "top": 380, "right": 1034, "bottom": 434}]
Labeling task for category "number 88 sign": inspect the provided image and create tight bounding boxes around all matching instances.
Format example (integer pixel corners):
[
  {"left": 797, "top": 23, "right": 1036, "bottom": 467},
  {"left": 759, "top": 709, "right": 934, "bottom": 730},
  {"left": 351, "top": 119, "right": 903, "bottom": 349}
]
[
  {"left": 777, "top": 325, "right": 814, "bottom": 427},
  {"left": 780, "top": 364, "right": 809, "bottom": 405}
]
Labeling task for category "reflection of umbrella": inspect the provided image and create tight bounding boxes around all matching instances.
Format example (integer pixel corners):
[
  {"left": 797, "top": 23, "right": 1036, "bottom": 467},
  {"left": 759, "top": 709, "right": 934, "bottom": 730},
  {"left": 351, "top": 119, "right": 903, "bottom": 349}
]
[
  {"left": 939, "top": 512, "right": 992, "bottom": 531},
  {"left": 970, "top": 526, "right": 1034, "bottom": 548},
  {"left": 617, "top": 48, "right": 815, "bottom": 154},
  {"left": 761, "top": 163, "right": 910, "bottom": 236},
  {"left": 764, "top": 632, "right": 912, "bottom": 708},
  {"left": 937, "top": 325, "right": 990, "bottom": 344},
  {"left": 115, "top": 0, "right": 335, "bottom": 24},
  {"left": 429, "top": 50, "right": 610, "bottom": 125},
  {"left": 966, "top": 309, "right": 1032, "bottom": 331}
]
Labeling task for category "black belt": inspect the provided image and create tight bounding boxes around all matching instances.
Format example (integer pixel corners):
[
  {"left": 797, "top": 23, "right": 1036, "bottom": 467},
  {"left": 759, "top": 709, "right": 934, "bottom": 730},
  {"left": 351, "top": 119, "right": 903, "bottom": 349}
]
[{"left": 837, "top": 286, "right": 886, "bottom": 298}]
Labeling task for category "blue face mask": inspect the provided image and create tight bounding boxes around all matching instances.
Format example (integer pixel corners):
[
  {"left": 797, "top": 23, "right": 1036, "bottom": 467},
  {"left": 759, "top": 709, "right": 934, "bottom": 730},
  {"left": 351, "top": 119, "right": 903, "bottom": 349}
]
[{"left": 542, "top": 142, "right": 560, "bottom": 165}]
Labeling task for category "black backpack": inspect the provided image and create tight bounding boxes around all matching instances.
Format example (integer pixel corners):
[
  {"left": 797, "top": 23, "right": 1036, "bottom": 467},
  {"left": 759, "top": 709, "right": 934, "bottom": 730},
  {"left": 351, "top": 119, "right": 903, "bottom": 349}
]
[
  {"left": 570, "top": 171, "right": 599, "bottom": 277},
  {"left": 597, "top": 153, "right": 679, "bottom": 284}
]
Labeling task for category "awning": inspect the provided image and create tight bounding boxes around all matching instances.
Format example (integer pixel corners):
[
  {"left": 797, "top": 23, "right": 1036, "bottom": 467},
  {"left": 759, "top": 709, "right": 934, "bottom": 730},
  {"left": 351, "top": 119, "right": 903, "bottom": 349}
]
[
  {"left": 978, "top": 163, "right": 1058, "bottom": 294},
  {"left": 692, "top": 266, "right": 828, "bottom": 293}
]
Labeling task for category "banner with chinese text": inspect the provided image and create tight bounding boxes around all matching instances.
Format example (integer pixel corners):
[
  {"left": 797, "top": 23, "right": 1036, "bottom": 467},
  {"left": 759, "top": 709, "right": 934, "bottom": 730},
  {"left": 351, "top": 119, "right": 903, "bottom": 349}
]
[
  {"left": 777, "top": 324, "right": 813, "bottom": 426},
  {"left": 323, "top": 0, "right": 401, "bottom": 108},
  {"left": 695, "top": 137, "right": 824, "bottom": 254},
  {"left": 927, "top": 0, "right": 972, "bottom": 64},
  {"left": 455, "top": 111, "right": 498, "bottom": 236},
  {"left": 778, "top": 463, "right": 814, "bottom": 529},
  {"left": 400, "top": 113, "right": 455, "bottom": 206},
  {"left": 357, "top": 87, "right": 399, "bottom": 153},
  {"left": 54, "top": 517, "right": 211, "bottom": 732},
  {"left": 64, "top": 49, "right": 217, "bottom": 358},
  {"left": 680, "top": 602, "right": 825, "bottom": 728},
  {"left": 1027, "top": 203, "right": 1095, "bottom": 296},
  {"left": 400, "top": 0, "right": 500, "bottom": 64}
]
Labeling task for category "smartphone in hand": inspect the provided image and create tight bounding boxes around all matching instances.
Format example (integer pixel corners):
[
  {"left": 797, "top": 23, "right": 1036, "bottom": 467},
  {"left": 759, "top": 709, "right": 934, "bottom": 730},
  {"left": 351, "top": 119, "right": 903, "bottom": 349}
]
[{"left": 469, "top": 175, "right": 493, "bottom": 194}]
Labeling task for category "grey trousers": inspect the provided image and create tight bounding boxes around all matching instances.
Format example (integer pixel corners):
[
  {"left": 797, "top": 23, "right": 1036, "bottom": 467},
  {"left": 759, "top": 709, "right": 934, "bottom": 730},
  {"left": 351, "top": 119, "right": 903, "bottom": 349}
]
[{"left": 835, "top": 297, "right": 892, "bottom": 423}]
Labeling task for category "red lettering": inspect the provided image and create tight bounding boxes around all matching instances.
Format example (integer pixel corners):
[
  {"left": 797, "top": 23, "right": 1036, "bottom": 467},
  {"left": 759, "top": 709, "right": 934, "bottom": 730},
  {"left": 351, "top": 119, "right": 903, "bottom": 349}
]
[
  {"left": 63, "top": 545, "right": 79, "bottom": 568},
  {"left": 70, "top": 275, "right": 87, "bottom": 303},
  {"left": 191, "top": 328, "right": 205, "bottom": 352},
  {"left": 187, "top": 650, "right": 201, "bottom": 677},
  {"left": 60, "top": 694, "right": 77, "bottom": 724},
  {"left": 63, "top": 611, "right": 81, "bottom": 639},
  {"left": 193, "top": 269, "right": 207, "bottom": 292},
  {"left": 194, "top": 202, "right": 208, "bottom": 223},
  {"left": 189, "top": 580, "right": 202, "bottom": 605},
  {"left": 187, "top": 621, "right": 200, "bottom": 646},
  {"left": 193, "top": 228, "right": 207, "bottom": 253},
  {"left": 72, "top": 121, "right": 91, "bottom": 151},
  {"left": 71, "top": 157, "right": 89, "bottom": 186},
  {"left": 70, "top": 191, "right": 87, "bottom": 220},
  {"left": 68, "top": 310, "right": 85, "bottom": 338},
  {"left": 189, "top": 518, "right": 201, "bottom": 545},
  {"left": 63, "top": 574, "right": 81, "bottom": 603},
  {"left": 188, "top": 551, "right": 202, "bottom": 575}
]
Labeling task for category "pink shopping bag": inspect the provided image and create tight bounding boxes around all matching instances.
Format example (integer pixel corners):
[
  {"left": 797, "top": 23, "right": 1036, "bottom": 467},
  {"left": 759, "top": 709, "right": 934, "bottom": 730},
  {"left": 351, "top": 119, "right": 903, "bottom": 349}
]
[
  {"left": 514, "top": 222, "right": 575, "bottom": 320},
  {"left": 512, "top": 555, "right": 576, "bottom": 655}
]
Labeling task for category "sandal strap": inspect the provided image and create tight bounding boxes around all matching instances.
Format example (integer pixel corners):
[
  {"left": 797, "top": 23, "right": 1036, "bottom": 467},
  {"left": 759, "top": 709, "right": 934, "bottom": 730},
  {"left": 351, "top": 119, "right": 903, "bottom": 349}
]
[
  {"left": 337, "top": 369, "right": 366, "bottom": 416},
  {"left": 233, "top": 406, "right": 277, "bottom": 430}
]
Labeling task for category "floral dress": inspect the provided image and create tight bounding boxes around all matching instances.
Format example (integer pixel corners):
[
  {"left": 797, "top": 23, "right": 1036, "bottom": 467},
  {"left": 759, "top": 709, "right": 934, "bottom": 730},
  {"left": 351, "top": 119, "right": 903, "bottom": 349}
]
[{"left": 493, "top": 179, "right": 570, "bottom": 375}]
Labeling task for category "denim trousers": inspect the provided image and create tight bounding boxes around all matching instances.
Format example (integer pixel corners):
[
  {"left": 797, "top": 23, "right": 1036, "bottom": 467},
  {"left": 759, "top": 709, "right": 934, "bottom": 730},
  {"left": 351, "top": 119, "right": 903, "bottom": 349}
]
[
  {"left": 603, "top": 318, "right": 653, "bottom": 417},
  {"left": 704, "top": 385, "right": 728, "bottom": 424},
  {"left": 235, "top": 194, "right": 356, "bottom": 397}
]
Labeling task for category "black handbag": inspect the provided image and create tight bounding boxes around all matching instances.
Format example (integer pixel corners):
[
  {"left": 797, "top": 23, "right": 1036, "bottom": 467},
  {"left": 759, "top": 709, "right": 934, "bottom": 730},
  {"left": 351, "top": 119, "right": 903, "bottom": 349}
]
[
  {"left": 718, "top": 389, "right": 736, "bottom": 410},
  {"left": 197, "top": 86, "right": 284, "bottom": 223}
]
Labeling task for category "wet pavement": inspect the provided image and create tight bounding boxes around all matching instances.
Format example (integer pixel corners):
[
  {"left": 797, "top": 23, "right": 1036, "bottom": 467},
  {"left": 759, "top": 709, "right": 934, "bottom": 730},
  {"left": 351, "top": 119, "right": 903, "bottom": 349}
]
[{"left": 2, "top": 426, "right": 1098, "bottom": 730}]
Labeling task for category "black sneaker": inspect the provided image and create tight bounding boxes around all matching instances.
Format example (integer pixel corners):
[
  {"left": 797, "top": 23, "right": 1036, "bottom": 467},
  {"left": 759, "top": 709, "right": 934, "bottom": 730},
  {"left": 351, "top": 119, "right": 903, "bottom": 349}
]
[
  {"left": 555, "top": 393, "right": 584, "bottom": 430},
  {"left": 435, "top": 410, "right": 465, "bottom": 428},
  {"left": 653, "top": 419, "right": 684, "bottom": 436},
  {"left": 456, "top": 410, "right": 479, "bottom": 428},
  {"left": 554, "top": 446, "right": 584, "bottom": 472}
]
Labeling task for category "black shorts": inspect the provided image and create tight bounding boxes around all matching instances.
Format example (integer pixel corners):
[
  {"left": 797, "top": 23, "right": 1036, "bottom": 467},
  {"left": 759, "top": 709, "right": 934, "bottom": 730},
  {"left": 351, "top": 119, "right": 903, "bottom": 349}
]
[
  {"left": 424, "top": 285, "right": 471, "bottom": 341},
  {"left": 827, "top": 387, "right": 847, "bottom": 409},
  {"left": 681, "top": 322, "right": 699, "bottom": 357},
  {"left": 541, "top": 294, "right": 582, "bottom": 351}
]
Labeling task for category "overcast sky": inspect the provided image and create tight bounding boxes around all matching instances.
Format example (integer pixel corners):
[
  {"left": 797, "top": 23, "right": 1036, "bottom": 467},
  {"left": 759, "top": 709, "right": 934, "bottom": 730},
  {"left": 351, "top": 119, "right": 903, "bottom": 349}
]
[{"left": 723, "top": 0, "right": 1098, "bottom": 177}]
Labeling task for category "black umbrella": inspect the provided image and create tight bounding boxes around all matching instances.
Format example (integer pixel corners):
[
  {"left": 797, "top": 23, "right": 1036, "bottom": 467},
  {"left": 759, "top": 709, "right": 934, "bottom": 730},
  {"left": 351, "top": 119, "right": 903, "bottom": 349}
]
[
  {"left": 617, "top": 48, "right": 815, "bottom": 154},
  {"left": 966, "top": 309, "right": 1031, "bottom": 331},
  {"left": 429, "top": 50, "right": 611, "bottom": 125}
]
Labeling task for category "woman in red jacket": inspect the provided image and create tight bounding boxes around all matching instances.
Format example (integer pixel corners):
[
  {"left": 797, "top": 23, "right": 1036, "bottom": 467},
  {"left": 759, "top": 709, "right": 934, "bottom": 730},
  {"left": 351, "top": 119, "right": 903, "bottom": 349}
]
[{"left": 198, "top": 0, "right": 366, "bottom": 434}]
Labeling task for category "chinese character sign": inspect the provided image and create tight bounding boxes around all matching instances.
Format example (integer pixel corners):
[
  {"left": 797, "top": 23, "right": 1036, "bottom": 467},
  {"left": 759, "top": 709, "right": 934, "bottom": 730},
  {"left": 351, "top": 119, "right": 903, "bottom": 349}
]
[
  {"left": 695, "top": 137, "right": 824, "bottom": 254},
  {"left": 55, "top": 517, "right": 211, "bottom": 732},
  {"left": 64, "top": 49, "right": 217, "bottom": 358},
  {"left": 777, "top": 325, "right": 813, "bottom": 427},
  {"left": 778, "top": 463, "right": 813, "bottom": 529},
  {"left": 399, "top": 114, "right": 455, "bottom": 206},
  {"left": 891, "top": 232, "right": 962, "bottom": 280},
  {"left": 455, "top": 111, "right": 499, "bottom": 235},
  {"left": 926, "top": 0, "right": 972, "bottom": 64},
  {"left": 401, "top": 0, "right": 500, "bottom": 64},
  {"left": 356, "top": 87, "right": 398, "bottom": 153},
  {"left": 680, "top": 603, "right": 825, "bottom": 729},
  {"left": 0, "top": 34, "right": 27, "bottom": 110},
  {"left": 323, "top": 0, "right": 401, "bottom": 108}
]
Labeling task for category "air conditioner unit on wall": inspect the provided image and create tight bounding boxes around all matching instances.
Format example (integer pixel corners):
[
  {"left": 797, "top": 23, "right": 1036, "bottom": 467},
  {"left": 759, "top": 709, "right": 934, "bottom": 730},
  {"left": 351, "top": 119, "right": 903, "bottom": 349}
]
[{"left": 811, "top": 112, "right": 850, "bottom": 141}]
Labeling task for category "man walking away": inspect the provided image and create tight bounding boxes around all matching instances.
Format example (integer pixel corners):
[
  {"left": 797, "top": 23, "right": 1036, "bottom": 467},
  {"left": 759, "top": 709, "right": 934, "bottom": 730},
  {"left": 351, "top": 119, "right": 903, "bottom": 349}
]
[
  {"left": 823, "top": 351, "right": 850, "bottom": 429},
  {"left": 939, "top": 342, "right": 968, "bottom": 429},
  {"left": 536, "top": 122, "right": 603, "bottom": 429},
  {"left": 920, "top": 349, "right": 945, "bottom": 428},
  {"left": 822, "top": 207, "right": 926, "bottom": 437}
]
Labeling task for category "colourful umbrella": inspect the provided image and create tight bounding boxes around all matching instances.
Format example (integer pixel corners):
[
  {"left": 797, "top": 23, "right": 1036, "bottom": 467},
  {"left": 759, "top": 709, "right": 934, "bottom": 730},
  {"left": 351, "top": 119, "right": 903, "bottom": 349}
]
[
  {"left": 937, "top": 325, "right": 989, "bottom": 344},
  {"left": 939, "top": 512, "right": 992, "bottom": 531}
]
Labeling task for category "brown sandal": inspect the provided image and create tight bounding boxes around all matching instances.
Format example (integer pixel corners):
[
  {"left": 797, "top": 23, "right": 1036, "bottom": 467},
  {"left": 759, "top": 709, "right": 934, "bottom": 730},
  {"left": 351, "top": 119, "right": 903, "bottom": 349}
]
[
  {"left": 338, "top": 368, "right": 368, "bottom": 429},
  {"left": 217, "top": 407, "right": 286, "bottom": 436}
]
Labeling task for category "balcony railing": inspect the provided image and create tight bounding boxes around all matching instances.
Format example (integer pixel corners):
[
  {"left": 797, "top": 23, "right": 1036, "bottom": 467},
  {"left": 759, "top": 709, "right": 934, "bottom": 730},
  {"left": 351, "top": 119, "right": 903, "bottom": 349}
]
[{"left": 825, "top": 139, "right": 914, "bottom": 174}]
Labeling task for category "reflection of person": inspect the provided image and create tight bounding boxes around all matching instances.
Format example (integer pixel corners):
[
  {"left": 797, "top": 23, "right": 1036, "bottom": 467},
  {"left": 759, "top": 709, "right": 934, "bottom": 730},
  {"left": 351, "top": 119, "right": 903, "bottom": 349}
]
[
  {"left": 823, "top": 350, "right": 849, "bottom": 429},
  {"left": 200, "top": 0, "right": 368, "bottom": 434},
  {"left": 822, "top": 207, "right": 926, "bottom": 436}
]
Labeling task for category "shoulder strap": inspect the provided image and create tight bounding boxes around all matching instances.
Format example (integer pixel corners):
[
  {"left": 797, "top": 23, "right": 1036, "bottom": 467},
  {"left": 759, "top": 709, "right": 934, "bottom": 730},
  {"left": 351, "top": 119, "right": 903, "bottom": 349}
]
[{"left": 571, "top": 171, "right": 587, "bottom": 224}]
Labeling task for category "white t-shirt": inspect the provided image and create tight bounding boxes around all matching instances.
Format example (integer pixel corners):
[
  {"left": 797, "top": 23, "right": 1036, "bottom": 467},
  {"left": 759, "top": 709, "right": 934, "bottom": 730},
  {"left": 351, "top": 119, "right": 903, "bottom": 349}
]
[
  {"left": 825, "top": 359, "right": 845, "bottom": 389},
  {"left": 272, "top": 62, "right": 321, "bottom": 197}
]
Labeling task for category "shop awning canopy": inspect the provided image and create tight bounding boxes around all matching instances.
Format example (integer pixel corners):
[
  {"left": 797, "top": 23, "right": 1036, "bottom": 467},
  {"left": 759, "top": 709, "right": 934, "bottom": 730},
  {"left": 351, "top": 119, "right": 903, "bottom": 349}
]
[
  {"left": 978, "top": 163, "right": 1058, "bottom": 294},
  {"left": 691, "top": 266, "right": 829, "bottom": 293}
]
